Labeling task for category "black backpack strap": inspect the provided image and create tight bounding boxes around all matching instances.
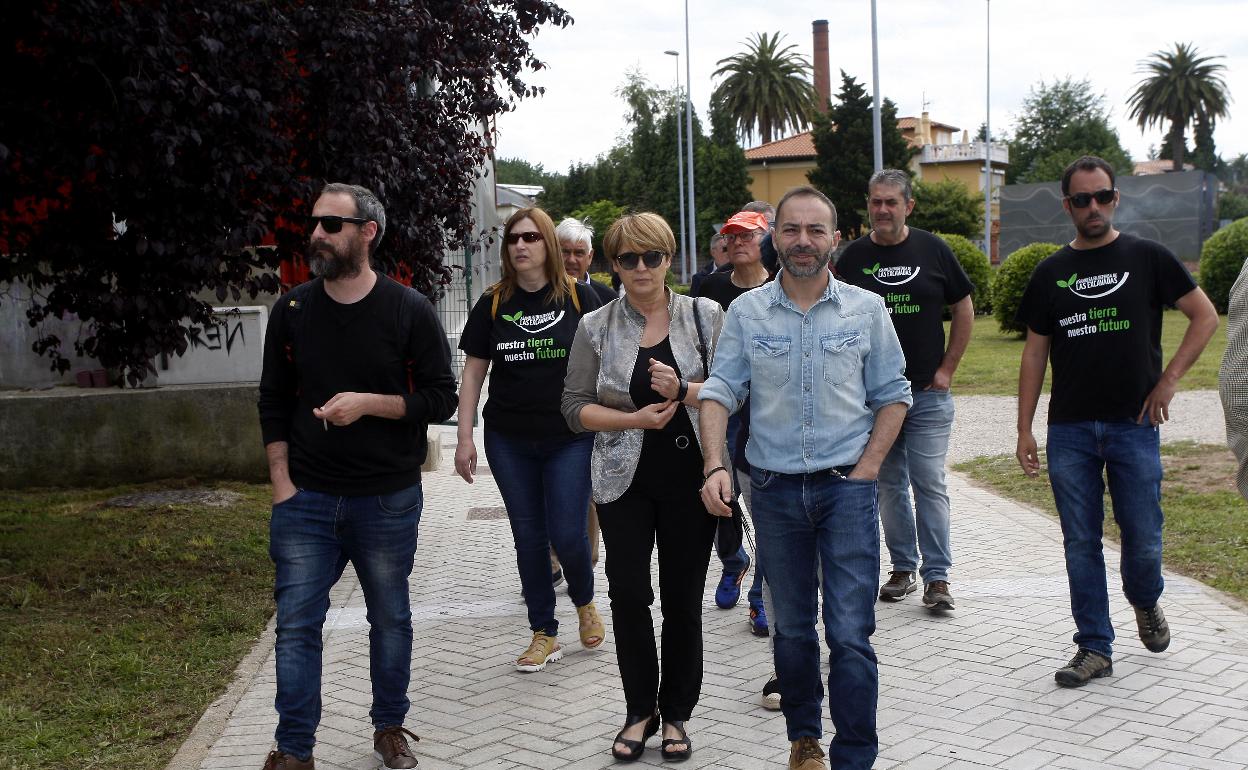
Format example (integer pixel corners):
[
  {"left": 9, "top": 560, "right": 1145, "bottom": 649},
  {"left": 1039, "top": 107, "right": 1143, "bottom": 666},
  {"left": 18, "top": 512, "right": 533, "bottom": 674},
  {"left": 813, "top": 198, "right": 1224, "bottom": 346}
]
[{"left": 691, "top": 298, "right": 709, "bottom": 379}]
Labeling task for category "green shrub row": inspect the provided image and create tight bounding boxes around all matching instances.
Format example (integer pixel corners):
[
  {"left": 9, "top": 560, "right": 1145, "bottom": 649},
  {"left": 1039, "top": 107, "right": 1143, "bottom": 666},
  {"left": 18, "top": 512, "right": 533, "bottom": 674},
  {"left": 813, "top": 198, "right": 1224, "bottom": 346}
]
[{"left": 1200, "top": 217, "right": 1248, "bottom": 313}]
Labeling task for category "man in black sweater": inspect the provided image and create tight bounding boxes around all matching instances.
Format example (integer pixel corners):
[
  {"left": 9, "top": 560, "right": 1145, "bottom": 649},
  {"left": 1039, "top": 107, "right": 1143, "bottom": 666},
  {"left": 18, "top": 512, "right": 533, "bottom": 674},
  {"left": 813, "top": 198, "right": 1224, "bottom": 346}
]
[{"left": 257, "top": 183, "right": 457, "bottom": 770}]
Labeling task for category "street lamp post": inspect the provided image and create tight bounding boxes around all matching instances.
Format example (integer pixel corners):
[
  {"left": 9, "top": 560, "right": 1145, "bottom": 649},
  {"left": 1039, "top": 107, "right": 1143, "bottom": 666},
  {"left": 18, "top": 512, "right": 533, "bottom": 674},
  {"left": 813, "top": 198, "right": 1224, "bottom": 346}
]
[
  {"left": 983, "top": 0, "right": 993, "bottom": 259},
  {"left": 683, "top": 0, "right": 697, "bottom": 281},
  {"left": 870, "top": 0, "right": 883, "bottom": 172},
  {"left": 665, "top": 49, "right": 688, "bottom": 281}
]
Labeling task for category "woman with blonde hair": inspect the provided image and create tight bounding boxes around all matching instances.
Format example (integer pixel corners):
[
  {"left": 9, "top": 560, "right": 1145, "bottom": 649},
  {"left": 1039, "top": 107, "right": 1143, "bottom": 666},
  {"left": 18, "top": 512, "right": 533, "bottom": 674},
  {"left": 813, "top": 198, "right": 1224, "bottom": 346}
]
[
  {"left": 562, "top": 212, "right": 726, "bottom": 762},
  {"left": 456, "top": 206, "right": 605, "bottom": 672}
]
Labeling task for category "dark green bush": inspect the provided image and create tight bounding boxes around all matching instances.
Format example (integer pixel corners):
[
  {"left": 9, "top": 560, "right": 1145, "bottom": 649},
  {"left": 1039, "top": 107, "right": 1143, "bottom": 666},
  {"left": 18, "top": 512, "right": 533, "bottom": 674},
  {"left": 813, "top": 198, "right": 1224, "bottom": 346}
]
[
  {"left": 1200, "top": 218, "right": 1248, "bottom": 313},
  {"left": 935, "top": 232, "right": 994, "bottom": 315},
  {"left": 992, "top": 242, "right": 1063, "bottom": 336}
]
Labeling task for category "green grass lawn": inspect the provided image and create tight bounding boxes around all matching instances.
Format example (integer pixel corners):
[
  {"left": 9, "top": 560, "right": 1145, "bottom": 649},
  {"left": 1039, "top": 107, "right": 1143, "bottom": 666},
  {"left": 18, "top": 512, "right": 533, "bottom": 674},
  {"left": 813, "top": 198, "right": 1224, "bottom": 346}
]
[
  {"left": 0, "top": 481, "right": 274, "bottom": 770},
  {"left": 954, "top": 442, "right": 1248, "bottom": 603},
  {"left": 950, "top": 310, "right": 1228, "bottom": 396}
]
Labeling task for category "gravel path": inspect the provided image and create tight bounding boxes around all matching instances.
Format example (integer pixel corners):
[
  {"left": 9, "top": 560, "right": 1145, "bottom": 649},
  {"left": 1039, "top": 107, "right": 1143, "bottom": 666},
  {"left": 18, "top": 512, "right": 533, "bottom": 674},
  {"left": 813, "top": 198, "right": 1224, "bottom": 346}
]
[{"left": 949, "top": 389, "right": 1228, "bottom": 464}]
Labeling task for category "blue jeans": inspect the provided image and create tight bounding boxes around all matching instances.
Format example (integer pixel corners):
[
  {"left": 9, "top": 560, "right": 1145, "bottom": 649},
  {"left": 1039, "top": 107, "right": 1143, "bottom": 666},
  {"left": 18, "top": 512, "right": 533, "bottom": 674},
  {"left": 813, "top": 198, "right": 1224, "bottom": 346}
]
[
  {"left": 484, "top": 429, "right": 594, "bottom": 635},
  {"left": 878, "top": 388, "right": 954, "bottom": 583},
  {"left": 269, "top": 482, "right": 424, "bottom": 760},
  {"left": 750, "top": 467, "right": 879, "bottom": 770},
  {"left": 1046, "top": 420, "right": 1165, "bottom": 659}
]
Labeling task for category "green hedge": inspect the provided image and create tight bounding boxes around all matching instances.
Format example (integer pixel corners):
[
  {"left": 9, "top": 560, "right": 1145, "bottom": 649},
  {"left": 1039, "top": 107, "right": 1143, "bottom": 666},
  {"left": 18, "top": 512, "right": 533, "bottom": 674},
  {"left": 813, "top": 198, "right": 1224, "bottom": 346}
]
[
  {"left": 1200, "top": 217, "right": 1248, "bottom": 314},
  {"left": 992, "top": 242, "right": 1062, "bottom": 336},
  {"left": 935, "top": 232, "right": 993, "bottom": 315}
]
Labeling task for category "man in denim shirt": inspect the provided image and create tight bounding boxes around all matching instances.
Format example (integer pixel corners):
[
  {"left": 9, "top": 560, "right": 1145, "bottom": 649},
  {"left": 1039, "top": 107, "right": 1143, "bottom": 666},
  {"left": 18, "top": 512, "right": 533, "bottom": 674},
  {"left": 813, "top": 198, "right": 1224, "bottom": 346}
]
[{"left": 700, "top": 186, "right": 911, "bottom": 770}]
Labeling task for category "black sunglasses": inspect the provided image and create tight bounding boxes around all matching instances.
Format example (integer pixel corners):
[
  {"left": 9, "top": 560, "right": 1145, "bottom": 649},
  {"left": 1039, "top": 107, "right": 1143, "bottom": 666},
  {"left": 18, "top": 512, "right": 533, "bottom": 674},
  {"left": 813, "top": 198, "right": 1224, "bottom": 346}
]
[
  {"left": 1066, "top": 189, "right": 1116, "bottom": 208},
  {"left": 308, "top": 215, "right": 369, "bottom": 234},
  {"left": 614, "top": 250, "right": 666, "bottom": 270},
  {"left": 505, "top": 231, "right": 544, "bottom": 244}
]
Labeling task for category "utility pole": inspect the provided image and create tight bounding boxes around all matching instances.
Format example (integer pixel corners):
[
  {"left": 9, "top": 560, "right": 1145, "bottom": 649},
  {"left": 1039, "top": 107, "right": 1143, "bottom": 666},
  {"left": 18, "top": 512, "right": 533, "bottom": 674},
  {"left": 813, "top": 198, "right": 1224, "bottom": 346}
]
[{"left": 983, "top": 0, "right": 993, "bottom": 259}]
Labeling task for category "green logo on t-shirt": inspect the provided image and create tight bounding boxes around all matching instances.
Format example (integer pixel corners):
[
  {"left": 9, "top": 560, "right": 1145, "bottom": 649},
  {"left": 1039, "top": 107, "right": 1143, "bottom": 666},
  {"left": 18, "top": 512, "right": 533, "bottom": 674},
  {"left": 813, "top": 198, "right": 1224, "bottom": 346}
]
[{"left": 1056, "top": 271, "right": 1131, "bottom": 299}]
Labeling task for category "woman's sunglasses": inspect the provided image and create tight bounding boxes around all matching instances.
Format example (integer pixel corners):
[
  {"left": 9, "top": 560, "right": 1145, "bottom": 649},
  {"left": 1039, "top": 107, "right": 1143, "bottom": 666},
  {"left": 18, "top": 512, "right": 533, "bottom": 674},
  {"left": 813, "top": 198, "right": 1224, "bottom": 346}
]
[
  {"left": 614, "top": 250, "right": 666, "bottom": 270},
  {"left": 308, "top": 215, "right": 369, "bottom": 234},
  {"left": 1065, "top": 189, "right": 1116, "bottom": 208},
  {"left": 505, "top": 231, "right": 544, "bottom": 244}
]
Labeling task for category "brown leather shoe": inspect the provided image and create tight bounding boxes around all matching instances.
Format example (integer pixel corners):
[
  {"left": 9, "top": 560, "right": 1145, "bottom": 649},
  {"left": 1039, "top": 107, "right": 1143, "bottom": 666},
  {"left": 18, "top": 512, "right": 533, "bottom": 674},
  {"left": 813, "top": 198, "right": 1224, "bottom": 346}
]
[
  {"left": 261, "top": 751, "right": 314, "bottom": 770},
  {"left": 922, "top": 580, "right": 955, "bottom": 610},
  {"left": 789, "top": 736, "right": 826, "bottom": 769},
  {"left": 878, "top": 571, "right": 916, "bottom": 601},
  {"left": 373, "top": 725, "right": 420, "bottom": 769}
]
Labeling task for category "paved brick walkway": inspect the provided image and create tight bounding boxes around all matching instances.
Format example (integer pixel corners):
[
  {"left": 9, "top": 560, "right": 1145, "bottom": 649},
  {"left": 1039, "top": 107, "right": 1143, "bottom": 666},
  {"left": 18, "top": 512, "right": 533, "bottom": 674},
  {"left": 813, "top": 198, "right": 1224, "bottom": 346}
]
[{"left": 188, "top": 425, "right": 1248, "bottom": 770}]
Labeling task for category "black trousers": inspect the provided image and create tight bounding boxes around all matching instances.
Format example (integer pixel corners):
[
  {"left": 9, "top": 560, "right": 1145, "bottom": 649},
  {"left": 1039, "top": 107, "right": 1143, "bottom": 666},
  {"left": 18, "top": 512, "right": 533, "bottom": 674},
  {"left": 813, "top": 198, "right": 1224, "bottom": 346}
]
[{"left": 597, "top": 484, "right": 716, "bottom": 722}]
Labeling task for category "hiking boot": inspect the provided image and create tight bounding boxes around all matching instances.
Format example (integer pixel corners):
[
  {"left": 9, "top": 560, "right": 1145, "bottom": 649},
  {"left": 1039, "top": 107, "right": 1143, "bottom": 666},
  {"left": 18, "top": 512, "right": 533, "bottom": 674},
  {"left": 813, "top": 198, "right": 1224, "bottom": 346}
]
[
  {"left": 715, "top": 554, "right": 750, "bottom": 609},
  {"left": 761, "top": 674, "right": 781, "bottom": 711},
  {"left": 1134, "top": 604, "right": 1171, "bottom": 652},
  {"left": 878, "top": 571, "right": 916, "bottom": 601},
  {"left": 788, "top": 736, "right": 826, "bottom": 769},
  {"left": 922, "top": 580, "right": 955, "bottom": 610},
  {"left": 373, "top": 726, "right": 420, "bottom": 769},
  {"left": 1054, "top": 648, "right": 1113, "bottom": 687},
  {"left": 515, "top": 630, "right": 563, "bottom": 672},
  {"left": 261, "top": 751, "right": 314, "bottom": 770},
  {"left": 748, "top": 601, "right": 769, "bottom": 636}
]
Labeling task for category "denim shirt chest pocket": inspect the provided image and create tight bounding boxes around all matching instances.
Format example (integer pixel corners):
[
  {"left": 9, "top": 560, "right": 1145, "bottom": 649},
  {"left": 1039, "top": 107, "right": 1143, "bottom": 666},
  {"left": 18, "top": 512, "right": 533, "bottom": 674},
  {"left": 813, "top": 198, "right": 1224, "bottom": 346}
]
[
  {"left": 752, "top": 336, "right": 792, "bottom": 388},
  {"left": 821, "top": 331, "right": 861, "bottom": 385}
]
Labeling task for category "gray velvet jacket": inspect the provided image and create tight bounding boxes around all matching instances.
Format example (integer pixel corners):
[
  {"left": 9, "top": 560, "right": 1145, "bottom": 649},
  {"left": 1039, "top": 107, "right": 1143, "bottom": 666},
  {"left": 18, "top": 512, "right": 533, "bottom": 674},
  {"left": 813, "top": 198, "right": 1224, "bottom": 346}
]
[{"left": 561, "top": 290, "right": 726, "bottom": 504}]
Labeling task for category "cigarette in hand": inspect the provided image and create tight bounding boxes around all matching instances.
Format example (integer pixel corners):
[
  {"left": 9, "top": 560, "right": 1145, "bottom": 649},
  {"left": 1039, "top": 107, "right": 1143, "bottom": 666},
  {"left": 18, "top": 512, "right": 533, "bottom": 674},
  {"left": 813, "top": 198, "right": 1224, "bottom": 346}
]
[{"left": 323, "top": 418, "right": 328, "bottom": 431}]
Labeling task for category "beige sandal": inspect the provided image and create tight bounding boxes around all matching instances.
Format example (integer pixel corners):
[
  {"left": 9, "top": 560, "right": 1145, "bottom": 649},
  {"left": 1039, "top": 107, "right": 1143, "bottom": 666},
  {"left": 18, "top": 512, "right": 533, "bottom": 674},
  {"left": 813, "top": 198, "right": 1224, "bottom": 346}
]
[
  {"left": 516, "top": 631, "right": 562, "bottom": 672},
  {"left": 577, "top": 601, "right": 605, "bottom": 649}
]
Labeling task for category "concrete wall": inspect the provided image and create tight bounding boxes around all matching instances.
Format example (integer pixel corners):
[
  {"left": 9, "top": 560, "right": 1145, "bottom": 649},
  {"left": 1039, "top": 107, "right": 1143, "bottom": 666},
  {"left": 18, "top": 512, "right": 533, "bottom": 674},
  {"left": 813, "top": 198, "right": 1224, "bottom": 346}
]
[
  {"left": 0, "top": 384, "right": 267, "bottom": 488},
  {"left": 0, "top": 281, "right": 105, "bottom": 389}
]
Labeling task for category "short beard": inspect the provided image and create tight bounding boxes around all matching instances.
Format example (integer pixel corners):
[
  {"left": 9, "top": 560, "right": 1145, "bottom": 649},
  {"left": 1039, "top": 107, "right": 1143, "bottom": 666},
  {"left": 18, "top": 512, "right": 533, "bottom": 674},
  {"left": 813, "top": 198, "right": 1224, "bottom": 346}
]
[
  {"left": 308, "top": 242, "right": 364, "bottom": 281},
  {"left": 779, "top": 245, "right": 834, "bottom": 278},
  {"left": 1075, "top": 215, "right": 1110, "bottom": 240}
]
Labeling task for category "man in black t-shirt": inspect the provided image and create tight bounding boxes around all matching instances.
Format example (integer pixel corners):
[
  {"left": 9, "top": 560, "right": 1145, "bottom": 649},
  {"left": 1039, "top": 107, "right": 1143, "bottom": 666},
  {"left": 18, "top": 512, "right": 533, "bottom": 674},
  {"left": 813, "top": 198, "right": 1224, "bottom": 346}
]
[
  {"left": 257, "top": 184, "right": 457, "bottom": 770},
  {"left": 838, "top": 169, "right": 974, "bottom": 613},
  {"left": 1015, "top": 156, "right": 1217, "bottom": 688}
]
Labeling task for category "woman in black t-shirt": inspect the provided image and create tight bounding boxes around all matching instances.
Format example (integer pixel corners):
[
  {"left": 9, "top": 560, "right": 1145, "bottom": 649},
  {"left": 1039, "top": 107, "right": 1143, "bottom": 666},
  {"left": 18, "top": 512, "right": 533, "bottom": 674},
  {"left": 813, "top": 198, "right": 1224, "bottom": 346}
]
[
  {"left": 455, "top": 207, "right": 603, "bottom": 674},
  {"left": 561, "top": 212, "right": 725, "bottom": 762}
]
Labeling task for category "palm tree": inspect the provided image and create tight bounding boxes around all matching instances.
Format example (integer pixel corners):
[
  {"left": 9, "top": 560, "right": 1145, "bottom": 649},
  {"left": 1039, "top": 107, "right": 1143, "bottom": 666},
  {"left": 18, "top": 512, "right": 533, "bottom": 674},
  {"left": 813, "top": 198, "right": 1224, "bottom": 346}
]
[
  {"left": 712, "top": 32, "right": 816, "bottom": 146},
  {"left": 1127, "top": 42, "right": 1231, "bottom": 171}
]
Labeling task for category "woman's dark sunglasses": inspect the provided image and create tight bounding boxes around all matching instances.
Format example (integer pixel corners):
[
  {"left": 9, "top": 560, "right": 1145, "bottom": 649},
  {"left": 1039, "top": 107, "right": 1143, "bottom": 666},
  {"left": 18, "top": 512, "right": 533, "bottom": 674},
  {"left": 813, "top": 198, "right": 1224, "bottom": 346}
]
[
  {"left": 614, "top": 250, "right": 666, "bottom": 270},
  {"left": 308, "top": 215, "right": 369, "bottom": 234},
  {"left": 1066, "top": 189, "right": 1116, "bottom": 208},
  {"left": 505, "top": 231, "right": 544, "bottom": 244}
]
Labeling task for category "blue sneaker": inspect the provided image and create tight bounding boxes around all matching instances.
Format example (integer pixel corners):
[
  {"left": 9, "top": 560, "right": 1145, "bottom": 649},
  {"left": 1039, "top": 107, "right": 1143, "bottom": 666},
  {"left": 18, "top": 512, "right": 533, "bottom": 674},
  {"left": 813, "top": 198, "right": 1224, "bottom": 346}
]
[
  {"left": 749, "top": 601, "right": 769, "bottom": 636},
  {"left": 714, "top": 555, "right": 750, "bottom": 609}
]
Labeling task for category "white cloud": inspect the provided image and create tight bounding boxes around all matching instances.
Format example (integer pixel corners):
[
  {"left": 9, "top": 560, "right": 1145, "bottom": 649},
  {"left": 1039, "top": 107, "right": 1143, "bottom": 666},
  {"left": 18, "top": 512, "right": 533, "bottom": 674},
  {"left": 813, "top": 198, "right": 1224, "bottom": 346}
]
[{"left": 494, "top": 0, "right": 1246, "bottom": 172}]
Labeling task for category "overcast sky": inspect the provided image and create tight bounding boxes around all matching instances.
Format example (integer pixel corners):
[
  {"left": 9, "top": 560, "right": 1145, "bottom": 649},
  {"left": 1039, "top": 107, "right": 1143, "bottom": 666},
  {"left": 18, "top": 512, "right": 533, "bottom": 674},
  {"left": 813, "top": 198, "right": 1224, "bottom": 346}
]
[{"left": 493, "top": 0, "right": 1246, "bottom": 173}]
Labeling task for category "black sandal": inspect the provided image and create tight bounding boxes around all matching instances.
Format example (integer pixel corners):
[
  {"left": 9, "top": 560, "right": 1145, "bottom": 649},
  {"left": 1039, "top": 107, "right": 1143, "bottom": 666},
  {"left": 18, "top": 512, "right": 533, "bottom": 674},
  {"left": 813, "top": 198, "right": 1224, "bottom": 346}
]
[
  {"left": 661, "top": 720, "right": 692, "bottom": 762},
  {"left": 611, "top": 712, "right": 660, "bottom": 762}
]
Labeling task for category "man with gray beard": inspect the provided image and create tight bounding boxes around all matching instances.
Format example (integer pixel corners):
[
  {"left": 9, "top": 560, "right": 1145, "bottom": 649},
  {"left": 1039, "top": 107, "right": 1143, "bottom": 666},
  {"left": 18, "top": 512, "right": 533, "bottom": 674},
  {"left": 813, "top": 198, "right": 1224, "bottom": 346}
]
[
  {"left": 257, "top": 183, "right": 457, "bottom": 770},
  {"left": 699, "top": 186, "right": 911, "bottom": 770}
]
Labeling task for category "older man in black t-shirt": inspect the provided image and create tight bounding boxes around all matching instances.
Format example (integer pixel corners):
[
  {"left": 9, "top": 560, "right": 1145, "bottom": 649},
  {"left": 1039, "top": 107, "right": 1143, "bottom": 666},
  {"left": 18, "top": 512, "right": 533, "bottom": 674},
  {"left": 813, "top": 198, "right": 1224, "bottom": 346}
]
[
  {"left": 1015, "top": 156, "right": 1217, "bottom": 689},
  {"left": 838, "top": 169, "right": 974, "bottom": 613},
  {"left": 257, "top": 183, "right": 458, "bottom": 770}
]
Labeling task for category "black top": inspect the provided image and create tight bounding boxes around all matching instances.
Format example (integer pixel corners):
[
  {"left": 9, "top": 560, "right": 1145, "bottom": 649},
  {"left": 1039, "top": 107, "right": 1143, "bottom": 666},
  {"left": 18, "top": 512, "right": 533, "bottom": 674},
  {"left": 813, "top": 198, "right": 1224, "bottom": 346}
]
[
  {"left": 837, "top": 228, "right": 974, "bottom": 388},
  {"left": 689, "top": 261, "right": 732, "bottom": 296},
  {"left": 630, "top": 337, "right": 702, "bottom": 495},
  {"left": 693, "top": 268, "right": 771, "bottom": 311},
  {"left": 258, "top": 273, "right": 458, "bottom": 496},
  {"left": 760, "top": 231, "right": 779, "bottom": 274},
  {"left": 1016, "top": 233, "right": 1197, "bottom": 423},
  {"left": 585, "top": 277, "right": 618, "bottom": 305},
  {"left": 459, "top": 281, "right": 601, "bottom": 437}
]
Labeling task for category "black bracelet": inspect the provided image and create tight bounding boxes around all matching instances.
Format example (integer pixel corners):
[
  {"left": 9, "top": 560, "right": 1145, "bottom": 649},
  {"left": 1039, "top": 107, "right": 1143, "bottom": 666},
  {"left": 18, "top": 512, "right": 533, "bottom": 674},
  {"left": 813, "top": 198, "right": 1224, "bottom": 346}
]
[
  {"left": 675, "top": 378, "right": 689, "bottom": 402},
  {"left": 702, "top": 466, "right": 729, "bottom": 482}
]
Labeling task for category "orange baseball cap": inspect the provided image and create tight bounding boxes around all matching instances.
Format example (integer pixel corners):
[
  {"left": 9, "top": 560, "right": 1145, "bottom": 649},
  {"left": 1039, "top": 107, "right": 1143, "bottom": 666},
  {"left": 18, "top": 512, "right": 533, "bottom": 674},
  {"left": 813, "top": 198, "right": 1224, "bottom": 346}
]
[{"left": 719, "top": 211, "right": 770, "bottom": 234}]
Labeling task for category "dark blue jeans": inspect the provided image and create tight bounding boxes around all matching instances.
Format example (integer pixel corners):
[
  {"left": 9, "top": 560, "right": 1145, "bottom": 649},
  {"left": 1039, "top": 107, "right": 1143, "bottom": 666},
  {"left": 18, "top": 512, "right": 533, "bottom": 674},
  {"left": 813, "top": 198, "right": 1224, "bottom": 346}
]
[
  {"left": 1047, "top": 419, "right": 1165, "bottom": 659},
  {"left": 484, "top": 429, "right": 594, "bottom": 635},
  {"left": 269, "top": 482, "right": 424, "bottom": 760},
  {"left": 750, "top": 467, "right": 879, "bottom": 770},
  {"left": 716, "top": 413, "right": 764, "bottom": 606}
]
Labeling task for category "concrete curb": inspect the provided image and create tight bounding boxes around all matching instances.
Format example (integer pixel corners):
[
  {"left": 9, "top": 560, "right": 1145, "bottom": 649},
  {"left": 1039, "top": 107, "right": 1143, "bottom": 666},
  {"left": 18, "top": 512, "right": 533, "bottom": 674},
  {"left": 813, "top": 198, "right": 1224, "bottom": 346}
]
[{"left": 164, "top": 615, "right": 277, "bottom": 770}]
